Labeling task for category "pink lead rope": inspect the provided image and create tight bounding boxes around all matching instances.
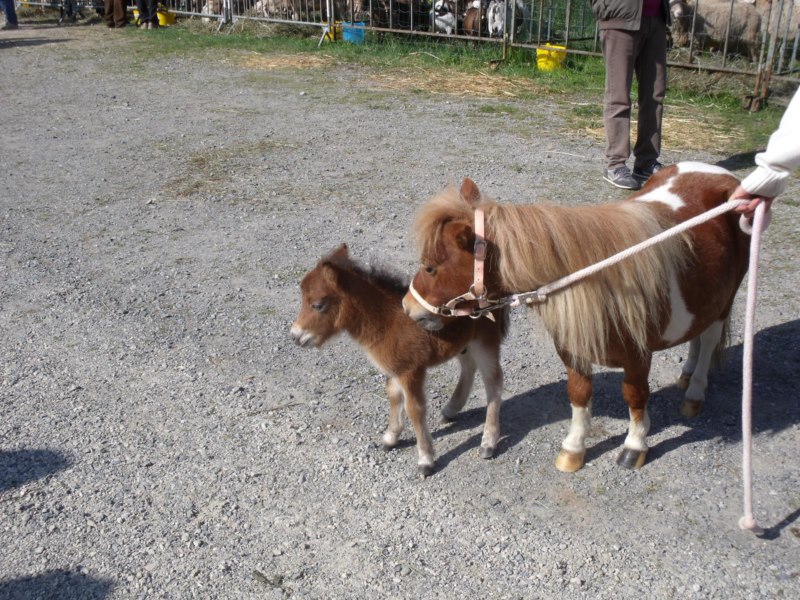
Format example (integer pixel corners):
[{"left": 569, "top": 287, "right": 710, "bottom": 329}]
[{"left": 739, "top": 202, "right": 769, "bottom": 534}]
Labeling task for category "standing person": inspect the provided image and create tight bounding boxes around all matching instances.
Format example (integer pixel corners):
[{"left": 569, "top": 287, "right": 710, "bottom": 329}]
[
  {"left": 136, "top": 0, "right": 159, "bottom": 29},
  {"left": 104, "top": 0, "right": 128, "bottom": 28},
  {"left": 731, "top": 86, "right": 800, "bottom": 219},
  {"left": 1, "top": 0, "right": 19, "bottom": 30},
  {"left": 590, "top": 0, "right": 671, "bottom": 190}
]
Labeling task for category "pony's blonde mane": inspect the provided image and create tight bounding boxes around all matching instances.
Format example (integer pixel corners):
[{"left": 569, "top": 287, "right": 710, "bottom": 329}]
[{"left": 415, "top": 185, "right": 693, "bottom": 368}]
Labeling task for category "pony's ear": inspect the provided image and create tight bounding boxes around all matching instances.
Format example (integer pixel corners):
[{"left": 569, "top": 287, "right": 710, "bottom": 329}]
[
  {"left": 331, "top": 243, "right": 349, "bottom": 260},
  {"left": 460, "top": 178, "right": 481, "bottom": 206},
  {"left": 321, "top": 262, "right": 343, "bottom": 288}
]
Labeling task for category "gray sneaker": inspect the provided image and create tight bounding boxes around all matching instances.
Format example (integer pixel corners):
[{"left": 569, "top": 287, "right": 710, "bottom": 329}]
[
  {"left": 633, "top": 161, "right": 664, "bottom": 183},
  {"left": 603, "top": 166, "right": 641, "bottom": 190},
  {"left": 1, "top": 22, "right": 19, "bottom": 30}
]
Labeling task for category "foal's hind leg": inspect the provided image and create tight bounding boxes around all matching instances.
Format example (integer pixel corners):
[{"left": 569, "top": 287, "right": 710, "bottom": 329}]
[
  {"left": 555, "top": 364, "right": 593, "bottom": 473},
  {"left": 617, "top": 357, "right": 652, "bottom": 470},
  {"left": 381, "top": 377, "right": 405, "bottom": 449},
  {"left": 678, "top": 320, "right": 724, "bottom": 418},
  {"left": 472, "top": 340, "right": 504, "bottom": 459},
  {"left": 441, "top": 349, "right": 477, "bottom": 422},
  {"left": 399, "top": 371, "right": 436, "bottom": 477}
]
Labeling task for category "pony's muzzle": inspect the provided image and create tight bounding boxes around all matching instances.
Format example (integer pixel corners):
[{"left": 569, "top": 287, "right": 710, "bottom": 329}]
[
  {"left": 402, "top": 294, "right": 444, "bottom": 331},
  {"left": 290, "top": 323, "right": 316, "bottom": 347}
]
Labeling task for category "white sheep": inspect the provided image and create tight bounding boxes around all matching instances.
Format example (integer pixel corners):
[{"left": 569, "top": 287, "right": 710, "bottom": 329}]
[{"left": 670, "top": 0, "right": 762, "bottom": 60}]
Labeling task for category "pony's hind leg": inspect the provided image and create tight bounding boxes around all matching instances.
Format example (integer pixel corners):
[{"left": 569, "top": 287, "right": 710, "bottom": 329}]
[
  {"left": 441, "top": 349, "right": 477, "bottom": 422},
  {"left": 617, "top": 357, "right": 652, "bottom": 470},
  {"left": 472, "top": 341, "right": 504, "bottom": 459},
  {"left": 555, "top": 365, "right": 593, "bottom": 473},
  {"left": 381, "top": 377, "right": 405, "bottom": 450},
  {"left": 399, "top": 371, "right": 436, "bottom": 477},
  {"left": 678, "top": 320, "right": 724, "bottom": 418}
]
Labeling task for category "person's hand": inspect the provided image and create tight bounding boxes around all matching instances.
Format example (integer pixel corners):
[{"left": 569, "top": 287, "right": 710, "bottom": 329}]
[{"left": 729, "top": 184, "right": 774, "bottom": 220}]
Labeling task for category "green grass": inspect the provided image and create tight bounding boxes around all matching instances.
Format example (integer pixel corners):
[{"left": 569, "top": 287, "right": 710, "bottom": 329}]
[{"left": 125, "top": 21, "right": 785, "bottom": 154}]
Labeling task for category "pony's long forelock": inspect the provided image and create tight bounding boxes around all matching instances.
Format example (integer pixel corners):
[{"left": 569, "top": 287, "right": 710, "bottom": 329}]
[{"left": 414, "top": 185, "right": 693, "bottom": 367}]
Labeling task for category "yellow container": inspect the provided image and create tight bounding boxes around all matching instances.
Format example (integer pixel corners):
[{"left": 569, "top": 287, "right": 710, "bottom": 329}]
[
  {"left": 536, "top": 44, "right": 567, "bottom": 72},
  {"left": 132, "top": 9, "right": 176, "bottom": 26}
]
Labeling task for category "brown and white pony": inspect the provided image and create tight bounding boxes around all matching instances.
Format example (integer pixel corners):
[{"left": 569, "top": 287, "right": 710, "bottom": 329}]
[
  {"left": 291, "top": 244, "right": 508, "bottom": 476},
  {"left": 403, "top": 163, "right": 750, "bottom": 472}
]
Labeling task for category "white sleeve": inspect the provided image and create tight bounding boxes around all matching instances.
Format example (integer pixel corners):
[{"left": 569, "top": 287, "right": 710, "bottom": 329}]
[{"left": 740, "top": 86, "right": 800, "bottom": 198}]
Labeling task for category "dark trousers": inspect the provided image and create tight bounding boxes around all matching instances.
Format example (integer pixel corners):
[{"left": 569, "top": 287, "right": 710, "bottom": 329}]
[
  {"left": 104, "top": 0, "right": 127, "bottom": 27},
  {"left": 136, "top": 0, "right": 158, "bottom": 24},
  {"left": 601, "top": 17, "right": 668, "bottom": 170}
]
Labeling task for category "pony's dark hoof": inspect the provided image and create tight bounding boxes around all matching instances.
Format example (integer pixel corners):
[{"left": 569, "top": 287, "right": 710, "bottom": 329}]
[
  {"left": 479, "top": 446, "right": 495, "bottom": 459},
  {"left": 617, "top": 448, "right": 647, "bottom": 470},
  {"left": 679, "top": 398, "right": 703, "bottom": 418},
  {"left": 440, "top": 413, "right": 456, "bottom": 424},
  {"left": 418, "top": 463, "right": 435, "bottom": 478}
]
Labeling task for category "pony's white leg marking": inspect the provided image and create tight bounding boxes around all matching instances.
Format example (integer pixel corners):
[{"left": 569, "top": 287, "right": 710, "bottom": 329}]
[
  {"left": 561, "top": 400, "right": 592, "bottom": 455},
  {"left": 678, "top": 338, "right": 701, "bottom": 389},
  {"left": 662, "top": 271, "right": 694, "bottom": 344},
  {"left": 442, "top": 350, "right": 477, "bottom": 420},
  {"left": 684, "top": 320, "right": 724, "bottom": 402},
  {"left": 382, "top": 377, "right": 405, "bottom": 448},
  {"left": 623, "top": 406, "right": 651, "bottom": 453},
  {"left": 472, "top": 342, "right": 504, "bottom": 458}
]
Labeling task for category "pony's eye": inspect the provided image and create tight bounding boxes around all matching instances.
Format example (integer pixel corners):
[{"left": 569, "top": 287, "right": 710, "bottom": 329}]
[
  {"left": 312, "top": 300, "right": 328, "bottom": 312},
  {"left": 424, "top": 265, "right": 436, "bottom": 276}
]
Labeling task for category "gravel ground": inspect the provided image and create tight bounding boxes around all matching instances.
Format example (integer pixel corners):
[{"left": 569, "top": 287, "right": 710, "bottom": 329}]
[{"left": 1, "top": 21, "right": 799, "bottom": 600}]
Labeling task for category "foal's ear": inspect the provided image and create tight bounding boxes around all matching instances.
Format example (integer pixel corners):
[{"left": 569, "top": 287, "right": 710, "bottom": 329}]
[{"left": 460, "top": 178, "right": 481, "bottom": 206}]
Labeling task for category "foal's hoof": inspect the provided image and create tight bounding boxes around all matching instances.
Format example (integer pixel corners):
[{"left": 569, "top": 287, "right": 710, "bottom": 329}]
[
  {"left": 555, "top": 449, "right": 585, "bottom": 473},
  {"left": 479, "top": 445, "right": 495, "bottom": 459},
  {"left": 440, "top": 413, "right": 456, "bottom": 424},
  {"left": 679, "top": 398, "right": 703, "bottom": 418},
  {"left": 676, "top": 373, "right": 692, "bottom": 390},
  {"left": 418, "top": 463, "right": 435, "bottom": 478},
  {"left": 616, "top": 448, "right": 647, "bottom": 470}
]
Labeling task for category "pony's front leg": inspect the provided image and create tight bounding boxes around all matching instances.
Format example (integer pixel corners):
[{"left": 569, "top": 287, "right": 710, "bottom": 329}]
[
  {"left": 473, "top": 342, "right": 503, "bottom": 459},
  {"left": 677, "top": 321, "right": 724, "bottom": 418},
  {"left": 381, "top": 377, "right": 405, "bottom": 450},
  {"left": 555, "top": 365, "right": 592, "bottom": 473},
  {"left": 441, "top": 349, "right": 476, "bottom": 422},
  {"left": 617, "top": 358, "right": 652, "bottom": 470},
  {"left": 400, "top": 372, "right": 436, "bottom": 477}
]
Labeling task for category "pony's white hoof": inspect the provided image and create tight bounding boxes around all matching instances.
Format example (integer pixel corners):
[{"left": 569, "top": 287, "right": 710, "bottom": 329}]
[
  {"left": 617, "top": 448, "right": 647, "bottom": 470},
  {"left": 676, "top": 373, "right": 691, "bottom": 390},
  {"left": 479, "top": 445, "right": 496, "bottom": 459},
  {"left": 381, "top": 431, "right": 400, "bottom": 450},
  {"left": 555, "top": 449, "right": 585, "bottom": 473},
  {"left": 679, "top": 398, "right": 704, "bottom": 418}
]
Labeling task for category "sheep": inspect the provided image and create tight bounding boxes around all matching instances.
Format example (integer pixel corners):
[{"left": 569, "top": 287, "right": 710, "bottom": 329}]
[{"left": 670, "top": 0, "right": 762, "bottom": 61}]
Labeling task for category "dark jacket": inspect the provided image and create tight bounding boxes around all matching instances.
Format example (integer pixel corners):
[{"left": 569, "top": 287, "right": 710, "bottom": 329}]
[{"left": 589, "top": 0, "right": 672, "bottom": 31}]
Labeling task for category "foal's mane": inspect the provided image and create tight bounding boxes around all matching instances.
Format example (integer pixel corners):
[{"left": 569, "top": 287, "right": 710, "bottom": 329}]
[
  {"left": 323, "top": 250, "right": 409, "bottom": 299},
  {"left": 414, "top": 185, "right": 692, "bottom": 366}
]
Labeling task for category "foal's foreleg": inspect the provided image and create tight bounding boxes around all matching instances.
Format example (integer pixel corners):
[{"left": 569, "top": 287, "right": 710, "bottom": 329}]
[
  {"left": 381, "top": 377, "right": 405, "bottom": 449},
  {"left": 677, "top": 320, "right": 724, "bottom": 418},
  {"left": 472, "top": 341, "right": 504, "bottom": 459},
  {"left": 555, "top": 366, "right": 593, "bottom": 473},
  {"left": 617, "top": 358, "right": 652, "bottom": 470},
  {"left": 400, "top": 371, "right": 436, "bottom": 477},
  {"left": 441, "top": 349, "right": 477, "bottom": 422}
]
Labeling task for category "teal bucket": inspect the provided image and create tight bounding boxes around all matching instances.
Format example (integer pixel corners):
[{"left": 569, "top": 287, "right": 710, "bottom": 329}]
[{"left": 343, "top": 22, "right": 365, "bottom": 44}]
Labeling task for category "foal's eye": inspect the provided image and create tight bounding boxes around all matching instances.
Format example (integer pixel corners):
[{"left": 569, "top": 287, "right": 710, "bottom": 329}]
[{"left": 311, "top": 300, "right": 328, "bottom": 312}]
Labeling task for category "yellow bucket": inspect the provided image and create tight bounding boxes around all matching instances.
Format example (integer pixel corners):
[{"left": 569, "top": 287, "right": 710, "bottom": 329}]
[
  {"left": 536, "top": 44, "right": 567, "bottom": 72},
  {"left": 132, "top": 9, "right": 176, "bottom": 26}
]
